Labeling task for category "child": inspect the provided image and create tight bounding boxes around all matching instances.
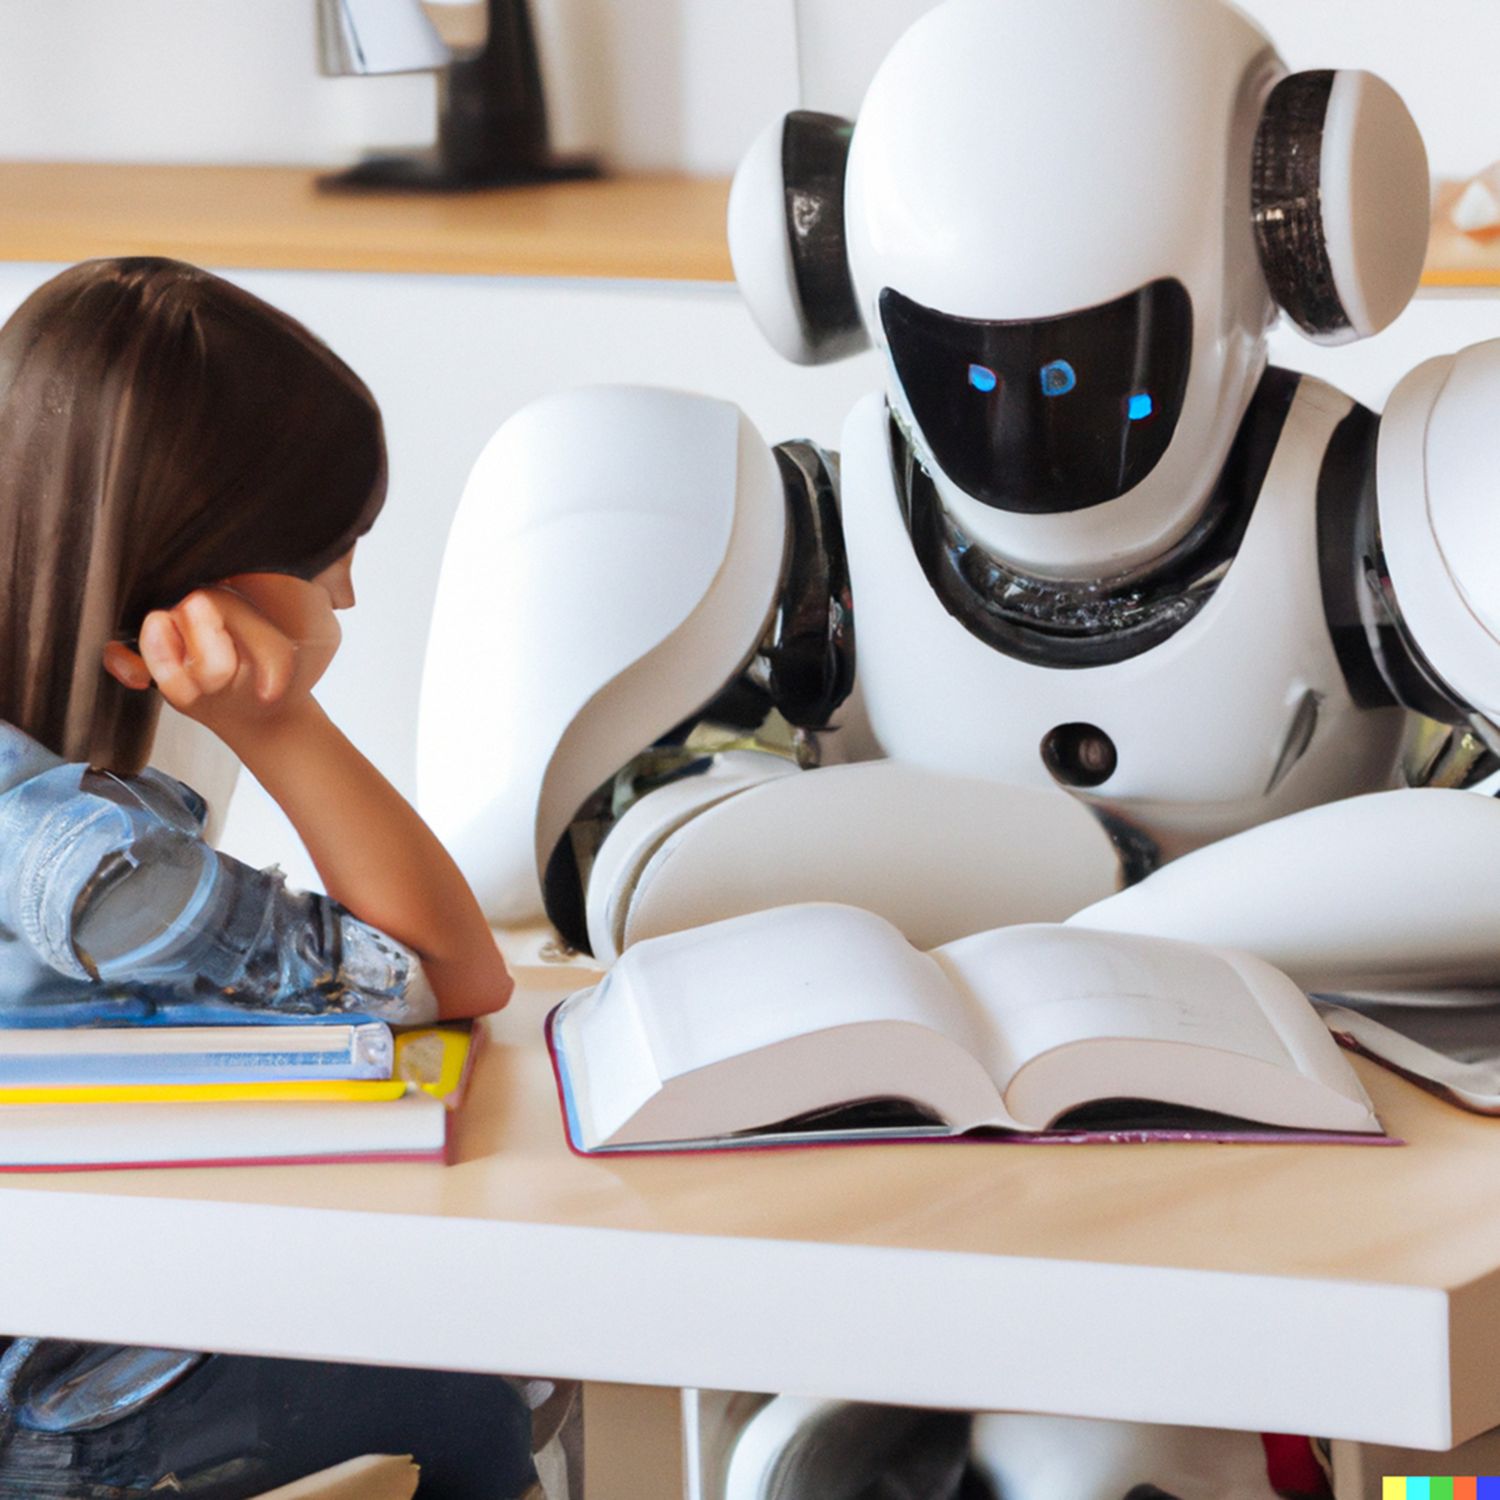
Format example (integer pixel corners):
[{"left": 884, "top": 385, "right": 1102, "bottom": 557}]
[
  {"left": 0, "top": 256, "right": 511, "bottom": 1024},
  {"left": 0, "top": 259, "right": 538, "bottom": 1498}
]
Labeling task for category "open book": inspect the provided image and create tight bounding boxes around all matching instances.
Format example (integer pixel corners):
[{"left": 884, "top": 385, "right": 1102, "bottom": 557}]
[
  {"left": 1314, "top": 992, "right": 1500, "bottom": 1113},
  {"left": 548, "top": 905, "right": 1382, "bottom": 1152}
]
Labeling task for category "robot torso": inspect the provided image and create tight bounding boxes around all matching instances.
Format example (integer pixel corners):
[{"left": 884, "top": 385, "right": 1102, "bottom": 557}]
[{"left": 837, "top": 369, "right": 1412, "bottom": 857}]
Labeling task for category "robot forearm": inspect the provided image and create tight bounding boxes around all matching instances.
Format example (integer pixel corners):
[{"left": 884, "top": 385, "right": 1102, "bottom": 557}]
[
  {"left": 1068, "top": 788, "right": 1500, "bottom": 992},
  {"left": 582, "top": 759, "right": 1129, "bottom": 963}
]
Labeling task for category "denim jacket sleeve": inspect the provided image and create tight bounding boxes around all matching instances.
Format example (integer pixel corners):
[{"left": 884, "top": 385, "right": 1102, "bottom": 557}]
[{"left": 0, "top": 755, "right": 436, "bottom": 1023}]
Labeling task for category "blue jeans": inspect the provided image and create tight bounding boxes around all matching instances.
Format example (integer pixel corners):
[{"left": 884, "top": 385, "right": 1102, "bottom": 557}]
[{"left": 0, "top": 722, "right": 433, "bottom": 1026}]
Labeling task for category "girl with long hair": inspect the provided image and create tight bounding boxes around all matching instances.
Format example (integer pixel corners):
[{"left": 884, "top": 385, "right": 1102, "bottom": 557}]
[
  {"left": 0, "top": 255, "right": 511, "bottom": 1024},
  {"left": 0, "top": 259, "right": 536, "bottom": 1498}
]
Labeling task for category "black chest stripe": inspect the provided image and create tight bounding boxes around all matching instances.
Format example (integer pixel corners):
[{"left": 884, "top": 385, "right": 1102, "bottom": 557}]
[
  {"left": 898, "top": 367, "right": 1300, "bottom": 668},
  {"left": 1315, "top": 399, "right": 1395, "bottom": 709},
  {"left": 1316, "top": 401, "right": 1472, "bottom": 724}
]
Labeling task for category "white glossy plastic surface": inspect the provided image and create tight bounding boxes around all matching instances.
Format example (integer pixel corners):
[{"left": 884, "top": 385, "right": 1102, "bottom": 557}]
[
  {"left": 1069, "top": 789, "right": 1500, "bottom": 992},
  {"left": 1378, "top": 340, "right": 1500, "bottom": 725},
  {"left": 724, "top": 1394, "right": 954, "bottom": 1500},
  {"left": 1318, "top": 71, "right": 1429, "bottom": 344},
  {"left": 837, "top": 383, "right": 1408, "bottom": 856},
  {"left": 971, "top": 1413, "right": 1280, "bottom": 1500},
  {"left": 728, "top": 114, "right": 872, "bottom": 368},
  {"left": 585, "top": 751, "right": 801, "bottom": 964},
  {"left": 843, "top": 0, "right": 1277, "bottom": 577},
  {"left": 728, "top": 116, "right": 819, "bottom": 366},
  {"left": 417, "top": 386, "right": 785, "bottom": 921},
  {"left": 618, "top": 762, "right": 1123, "bottom": 955}
]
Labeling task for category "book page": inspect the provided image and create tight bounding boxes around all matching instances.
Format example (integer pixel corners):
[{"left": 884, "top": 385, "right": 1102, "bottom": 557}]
[
  {"left": 558, "top": 903, "right": 1007, "bottom": 1146},
  {"left": 931, "top": 925, "right": 1299, "bottom": 1084},
  {"left": 626, "top": 905, "right": 984, "bottom": 1082},
  {"left": 932, "top": 925, "right": 1373, "bottom": 1131}
]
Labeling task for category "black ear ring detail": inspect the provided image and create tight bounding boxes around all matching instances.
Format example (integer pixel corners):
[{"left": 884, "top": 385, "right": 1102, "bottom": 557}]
[
  {"left": 781, "top": 111, "right": 862, "bottom": 355},
  {"left": 1251, "top": 71, "right": 1348, "bottom": 339}
]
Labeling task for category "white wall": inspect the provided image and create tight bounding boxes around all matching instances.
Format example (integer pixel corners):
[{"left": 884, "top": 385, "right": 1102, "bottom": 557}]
[
  {"left": 0, "top": 0, "right": 798, "bottom": 174},
  {"left": 0, "top": 2, "right": 1490, "bottom": 178},
  {"left": 1235, "top": 0, "right": 1500, "bottom": 181},
  {"left": 0, "top": 1, "right": 436, "bottom": 166}
]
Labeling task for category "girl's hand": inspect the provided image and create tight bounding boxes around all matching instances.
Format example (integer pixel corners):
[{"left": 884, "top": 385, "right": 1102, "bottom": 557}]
[{"left": 102, "top": 575, "right": 341, "bottom": 744}]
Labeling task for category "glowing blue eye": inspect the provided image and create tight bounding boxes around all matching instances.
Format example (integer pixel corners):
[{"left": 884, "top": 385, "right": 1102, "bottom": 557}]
[
  {"left": 1039, "top": 360, "right": 1076, "bottom": 396},
  {"left": 968, "top": 363, "right": 998, "bottom": 393},
  {"left": 1128, "top": 392, "right": 1154, "bottom": 421}
]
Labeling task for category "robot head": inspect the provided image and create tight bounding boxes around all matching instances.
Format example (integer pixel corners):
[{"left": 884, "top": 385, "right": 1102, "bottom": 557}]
[{"left": 729, "top": 0, "right": 1429, "bottom": 575}]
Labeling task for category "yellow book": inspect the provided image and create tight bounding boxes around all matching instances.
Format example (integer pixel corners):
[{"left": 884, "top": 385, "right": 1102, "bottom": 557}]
[
  {"left": 0, "top": 1026, "right": 478, "bottom": 1169},
  {"left": 0, "top": 1078, "right": 409, "bottom": 1106},
  {"left": 0, "top": 1027, "right": 472, "bottom": 1107}
]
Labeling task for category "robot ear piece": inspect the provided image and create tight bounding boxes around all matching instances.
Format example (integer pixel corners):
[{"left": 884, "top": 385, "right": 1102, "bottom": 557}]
[
  {"left": 1251, "top": 70, "right": 1429, "bottom": 345},
  {"left": 728, "top": 111, "right": 870, "bottom": 365}
]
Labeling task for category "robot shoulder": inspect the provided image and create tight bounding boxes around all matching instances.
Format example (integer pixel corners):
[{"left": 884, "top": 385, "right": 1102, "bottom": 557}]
[
  {"left": 1374, "top": 340, "right": 1500, "bottom": 727},
  {"left": 416, "top": 386, "right": 789, "bottom": 923}
]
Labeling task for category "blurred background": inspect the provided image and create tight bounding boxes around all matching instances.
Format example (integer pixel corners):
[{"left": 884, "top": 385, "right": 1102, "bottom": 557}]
[
  {"left": 0, "top": 13, "right": 1495, "bottom": 1494},
  {"left": 0, "top": 0, "right": 1493, "bottom": 177},
  {"left": 0, "top": 0, "right": 1496, "bottom": 887}
]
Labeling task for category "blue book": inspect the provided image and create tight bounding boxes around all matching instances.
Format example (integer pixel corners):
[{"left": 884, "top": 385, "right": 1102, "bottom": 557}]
[{"left": 0, "top": 1021, "right": 394, "bottom": 1087}]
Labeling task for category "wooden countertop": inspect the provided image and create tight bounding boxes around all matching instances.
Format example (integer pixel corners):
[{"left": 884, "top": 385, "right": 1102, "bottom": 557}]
[
  {"left": 4, "top": 956, "right": 1500, "bottom": 1446},
  {"left": 1427, "top": 179, "right": 1500, "bottom": 288},
  {"left": 0, "top": 161, "right": 1492, "bottom": 293},
  {"left": 0, "top": 163, "right": 734, "bottom": 281}
]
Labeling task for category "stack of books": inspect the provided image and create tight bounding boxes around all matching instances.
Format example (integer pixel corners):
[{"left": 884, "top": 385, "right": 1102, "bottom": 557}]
[{"left": 0, "top": 1020, "right": 475, "bottom": 1171}]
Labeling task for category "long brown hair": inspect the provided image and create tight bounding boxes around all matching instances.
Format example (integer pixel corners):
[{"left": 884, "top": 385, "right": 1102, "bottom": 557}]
[{"left": 0, "top": 257, "right": 387, "bottom": 770}]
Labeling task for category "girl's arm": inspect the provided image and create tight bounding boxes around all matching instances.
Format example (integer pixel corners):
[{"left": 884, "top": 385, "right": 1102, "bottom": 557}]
[
  {"left": 215, "top": 701, "right": 512, "bottom": 1020},
  {"left": 108, "top": 580, "right": 513, "bottom": 1019}
]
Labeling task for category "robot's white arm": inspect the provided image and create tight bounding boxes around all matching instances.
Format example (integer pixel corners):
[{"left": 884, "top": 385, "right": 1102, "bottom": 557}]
[
  {"left": 1059, "top": 343, "right": 1500, "bottom": 994},
  {"left": 417, "top": 386, "right": 791, "bottom": 931},
  {"left": 420, "top": 386, "right": 1126, "bottom": 960},
  {"left": 1370, "top": 339, "right": 1500, "bottom": 740},
  {"left": 1068, "top": 786, "right": 1500, "bottom": 992},
  {"left": 420, "top": 384, "right": 887, "bottom": 956}
]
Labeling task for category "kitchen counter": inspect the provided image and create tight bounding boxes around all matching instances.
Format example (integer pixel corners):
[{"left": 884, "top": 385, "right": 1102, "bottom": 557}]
[
  {"left": 5, "top": 959, "right": 1500, "bottom": 1450},
  {"left": 0, "top": 163, "right": 733, "bottom": 281},
  {"left": 0, "top": 162, "right": 1491, "bottom": 292},
  {"left": 1427, "top": 179, "right": 1500, "bottom": 287}
]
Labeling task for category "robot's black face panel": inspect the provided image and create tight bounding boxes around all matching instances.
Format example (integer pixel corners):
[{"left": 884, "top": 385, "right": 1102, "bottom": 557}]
[{"left": 880, "top": 279, "right": 1193, "bottom": 514}]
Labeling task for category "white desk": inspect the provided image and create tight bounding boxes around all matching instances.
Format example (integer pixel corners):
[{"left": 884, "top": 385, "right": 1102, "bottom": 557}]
[{"left": 3, "top": 956, "right": 1500, "bottom": 1454}]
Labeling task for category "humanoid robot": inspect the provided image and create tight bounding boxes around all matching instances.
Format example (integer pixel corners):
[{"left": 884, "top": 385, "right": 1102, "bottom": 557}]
[
  {"left": 421, "top": 0, "right": 1499, "bottom": 1006},
  {"left": 419, "top": 0, "right": 1497, "bottom": 1489}
]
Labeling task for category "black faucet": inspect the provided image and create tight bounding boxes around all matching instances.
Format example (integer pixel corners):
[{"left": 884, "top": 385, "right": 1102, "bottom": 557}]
[{"left": 317, "top": 0, "right": 598, "bottom": 191}]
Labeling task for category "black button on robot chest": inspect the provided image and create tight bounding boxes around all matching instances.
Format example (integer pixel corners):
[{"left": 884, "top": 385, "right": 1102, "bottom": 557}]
[{"left": 1041, "top": 722, "right": 1117, "bottom": 788}]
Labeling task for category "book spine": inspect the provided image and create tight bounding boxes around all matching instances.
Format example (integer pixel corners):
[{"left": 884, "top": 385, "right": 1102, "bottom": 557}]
[{"left": 0, "top": 1025, "right": 394, "bottom": 1087}]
